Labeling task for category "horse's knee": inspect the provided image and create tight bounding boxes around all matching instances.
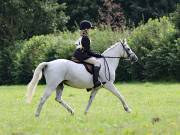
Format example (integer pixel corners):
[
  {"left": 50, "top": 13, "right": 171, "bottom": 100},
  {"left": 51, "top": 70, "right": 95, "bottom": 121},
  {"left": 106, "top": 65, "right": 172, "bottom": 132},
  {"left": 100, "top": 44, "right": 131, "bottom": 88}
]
[{"left": 39, "top": 97, "right": 47, "bottom": 104}]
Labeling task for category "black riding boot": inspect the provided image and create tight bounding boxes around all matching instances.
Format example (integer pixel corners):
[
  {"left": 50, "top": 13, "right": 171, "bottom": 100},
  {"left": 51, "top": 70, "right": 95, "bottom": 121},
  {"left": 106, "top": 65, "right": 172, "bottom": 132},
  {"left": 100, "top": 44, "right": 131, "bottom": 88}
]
[{"left": 93, "top": 66, "right": 101, "bottom": 88}]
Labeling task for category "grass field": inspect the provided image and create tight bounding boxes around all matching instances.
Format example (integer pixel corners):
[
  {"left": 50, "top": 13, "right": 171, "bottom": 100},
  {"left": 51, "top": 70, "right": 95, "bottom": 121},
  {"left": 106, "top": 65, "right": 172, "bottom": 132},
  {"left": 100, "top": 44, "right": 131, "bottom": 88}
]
[{"left": 0, "top": 83, "right": 180, "bottom": 135}]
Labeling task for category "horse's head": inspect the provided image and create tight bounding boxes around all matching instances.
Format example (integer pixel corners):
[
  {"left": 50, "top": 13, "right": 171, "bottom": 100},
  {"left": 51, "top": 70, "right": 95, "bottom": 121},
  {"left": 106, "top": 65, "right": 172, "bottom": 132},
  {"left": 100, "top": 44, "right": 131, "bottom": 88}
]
[{"left": 119, "top": 39, "right": 138, "bottom": 63}]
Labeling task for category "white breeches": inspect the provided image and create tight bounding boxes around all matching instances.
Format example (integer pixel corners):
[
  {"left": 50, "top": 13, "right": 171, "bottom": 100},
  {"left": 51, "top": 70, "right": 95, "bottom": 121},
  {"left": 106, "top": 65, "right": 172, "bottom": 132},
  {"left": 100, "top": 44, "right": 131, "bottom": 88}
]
[{"left": 84, "top": 57, "right": 101, "bottom": 67}]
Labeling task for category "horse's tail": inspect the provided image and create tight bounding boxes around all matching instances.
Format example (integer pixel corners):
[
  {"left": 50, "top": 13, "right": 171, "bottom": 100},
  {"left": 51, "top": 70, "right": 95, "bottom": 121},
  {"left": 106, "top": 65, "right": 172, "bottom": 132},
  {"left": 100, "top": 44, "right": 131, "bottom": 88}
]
[{"left": 26, "top": 62, "right": 47, "bottom": 103}]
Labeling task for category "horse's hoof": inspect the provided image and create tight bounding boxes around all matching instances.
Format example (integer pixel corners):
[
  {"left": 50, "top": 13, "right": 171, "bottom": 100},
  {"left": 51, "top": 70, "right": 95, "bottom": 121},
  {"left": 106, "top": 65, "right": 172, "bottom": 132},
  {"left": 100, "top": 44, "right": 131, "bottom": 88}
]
[
  {"left": 35, "top": 113, "right": 40, "bottom": 117},
  {"left": 125, "top": 107, "right": 132, "bottom": 113},
  {"left": 70, "top": 111, "right": 74, "bottom": 116},
  {"left": 127, "top": 109, "right": 132, "bottom": 113},
  {"left": 69, "top": 109, "right": 74, "bottom": 115}
]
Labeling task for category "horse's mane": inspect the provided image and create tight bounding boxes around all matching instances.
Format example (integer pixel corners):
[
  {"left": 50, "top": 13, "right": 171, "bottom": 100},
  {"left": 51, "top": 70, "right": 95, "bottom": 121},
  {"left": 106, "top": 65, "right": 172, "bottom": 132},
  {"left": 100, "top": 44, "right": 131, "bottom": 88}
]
[{"left": 103, "top": 42, "right": 120, "bottom": 54}]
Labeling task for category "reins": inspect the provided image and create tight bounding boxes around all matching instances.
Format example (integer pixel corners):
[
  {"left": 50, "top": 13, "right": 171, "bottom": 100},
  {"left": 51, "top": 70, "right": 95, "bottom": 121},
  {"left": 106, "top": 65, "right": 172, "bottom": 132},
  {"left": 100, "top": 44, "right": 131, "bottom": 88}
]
[
  {"left": 101, "top": 41, "right": 134, "bottom": 81},
  {"left": 103, "top": 57, "right": 111, "bottom": 81},
  {"left": 102, "top": 51, "right": 130, "bottom": 81},
  {"left": 102, "top": 56, "right": 122, "bottom": 81},
  {"left": 103, "top": 56, "right": 121, "bottom": 58}
]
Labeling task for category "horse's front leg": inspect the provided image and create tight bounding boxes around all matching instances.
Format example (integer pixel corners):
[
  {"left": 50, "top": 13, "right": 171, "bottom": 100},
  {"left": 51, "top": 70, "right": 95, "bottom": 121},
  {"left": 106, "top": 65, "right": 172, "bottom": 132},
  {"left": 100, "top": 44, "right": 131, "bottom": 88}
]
[
  {"left": 104, "top": 82, "right": 132, "bottom": 113},
  {"left": 84, "top": 88, "right": 98, "bottom": 114}
]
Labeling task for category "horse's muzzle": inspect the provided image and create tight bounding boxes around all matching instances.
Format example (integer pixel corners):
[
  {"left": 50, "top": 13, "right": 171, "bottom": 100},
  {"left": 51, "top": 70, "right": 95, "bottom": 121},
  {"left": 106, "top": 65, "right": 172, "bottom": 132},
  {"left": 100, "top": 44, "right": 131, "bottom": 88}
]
[{"left": 130, "top": 54, "right": 138, "bottom": 63}]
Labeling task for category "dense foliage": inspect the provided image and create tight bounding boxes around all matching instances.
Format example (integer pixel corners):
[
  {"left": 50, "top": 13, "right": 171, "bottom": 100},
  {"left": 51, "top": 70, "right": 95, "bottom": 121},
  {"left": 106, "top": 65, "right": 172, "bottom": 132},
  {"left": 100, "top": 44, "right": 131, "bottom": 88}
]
[
  {"left": 58, "top": 0, "right": 125, "bottom": 31},
  {"left": 59, "top": 0, "right": 179, "bottom": 29},
  {"left": 171, "top": 4, "right": 180, "bottom": 32},
  {"left": 0, "top": 0, "right": 68, "bottom": 84},
  {"left": 127, "top": 17, "right": 179, "bottom": 81},
  {"left": 15, "top": 34, "right": 76, "bottom": 83},
  {"left": 120, "top": 0, "right": 179, "bottom": 26},
  {"left": 13, "top": 29, "right": 127, "bottom": 84},
  {"left": 0, "top": 15, "right": 178, "bottom": 84},
  {"left": 0, "top": 0, "right": 68, "bottom": 41},
  {"left": 0, "top": 1, "right": 179, "bottom": 84},
  {"left": 58, "top": 0, "right": 100, "bottom": 30}
]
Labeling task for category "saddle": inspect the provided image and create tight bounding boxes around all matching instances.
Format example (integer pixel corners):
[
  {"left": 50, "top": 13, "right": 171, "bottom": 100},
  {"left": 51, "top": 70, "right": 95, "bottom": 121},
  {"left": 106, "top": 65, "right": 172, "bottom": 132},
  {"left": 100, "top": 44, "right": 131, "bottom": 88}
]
[
  {"left": 71, "top": 57, "right": 94, "bottom": 74},
  {"left": 71, "top": 57, "right": 105, "bottom": 92}
]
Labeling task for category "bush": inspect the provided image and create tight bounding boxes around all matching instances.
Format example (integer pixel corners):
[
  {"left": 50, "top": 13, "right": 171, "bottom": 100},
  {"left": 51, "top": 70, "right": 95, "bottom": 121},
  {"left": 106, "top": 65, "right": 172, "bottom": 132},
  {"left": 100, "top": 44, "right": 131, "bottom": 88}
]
[
  {"left": 0, "top": 47, "right": 15, "bottom": 84},
  {"left": 5, "top": 16, "right": 180, "bottom": 84},
  {"left": 172, "top": 38, "right": 180, "bottom": 80},
  {"left": 15, "top": 34, "right": 76, "bottom": 83},
  {"left": 128, "top": 16, "right": 179, "bottom": 80},
  {"left": 15, "top": 29, "right": 128, "bottom": 83},
  {"left": 0, "top": 0, "right": 69, "bottom": 84},
  {"left": 171, "top": 3, "right": 180, "bottom": 31}
]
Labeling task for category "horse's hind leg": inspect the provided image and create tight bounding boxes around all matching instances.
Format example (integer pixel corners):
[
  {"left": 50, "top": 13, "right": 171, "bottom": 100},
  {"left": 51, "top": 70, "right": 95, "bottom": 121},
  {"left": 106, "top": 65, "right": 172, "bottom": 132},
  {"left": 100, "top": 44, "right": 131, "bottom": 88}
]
[
  {"left": 55, "top": 84, "right": 74, "bottom": 115},
  {"left": 55, "top": 83, "right": 64, "bottom": 100},
  {"left": 35, "top": 86, "right": 55, "bottom": 117}
]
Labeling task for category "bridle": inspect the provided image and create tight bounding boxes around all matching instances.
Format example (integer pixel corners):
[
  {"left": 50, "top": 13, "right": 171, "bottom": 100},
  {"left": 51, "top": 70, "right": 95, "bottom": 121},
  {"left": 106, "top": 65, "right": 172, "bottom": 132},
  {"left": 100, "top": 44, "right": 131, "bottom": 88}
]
[
  {"left": 102, "top": 41, "right": 135, "bottom": 81},
  {"left": 103, "top": 41, "right": 134, "bottom": 59},
  {"left": 120, "top": 40, "right": 136, "bottom": 60}
]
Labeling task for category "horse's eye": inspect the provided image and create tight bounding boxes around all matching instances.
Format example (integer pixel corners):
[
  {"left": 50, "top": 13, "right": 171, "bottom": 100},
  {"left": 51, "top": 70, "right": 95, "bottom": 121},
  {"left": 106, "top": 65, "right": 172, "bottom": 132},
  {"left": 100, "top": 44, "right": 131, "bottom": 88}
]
[{"left": 127, "top": 48, "right": 130, "bottom": 51}]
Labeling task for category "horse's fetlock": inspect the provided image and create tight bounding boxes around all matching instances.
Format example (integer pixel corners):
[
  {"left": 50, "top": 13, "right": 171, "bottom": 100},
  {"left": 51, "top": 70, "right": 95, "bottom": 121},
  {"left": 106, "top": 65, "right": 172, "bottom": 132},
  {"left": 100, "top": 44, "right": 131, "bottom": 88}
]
[{"left": 55, "top": 97, "right": 62, "bottom": 103}]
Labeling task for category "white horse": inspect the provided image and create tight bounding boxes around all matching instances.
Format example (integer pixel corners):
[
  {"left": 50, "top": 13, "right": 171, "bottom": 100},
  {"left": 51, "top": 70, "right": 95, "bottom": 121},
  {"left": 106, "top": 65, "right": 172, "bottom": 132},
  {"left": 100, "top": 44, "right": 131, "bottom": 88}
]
[{"left": 26, "top": 39, "right": 138, "bottom": 117}]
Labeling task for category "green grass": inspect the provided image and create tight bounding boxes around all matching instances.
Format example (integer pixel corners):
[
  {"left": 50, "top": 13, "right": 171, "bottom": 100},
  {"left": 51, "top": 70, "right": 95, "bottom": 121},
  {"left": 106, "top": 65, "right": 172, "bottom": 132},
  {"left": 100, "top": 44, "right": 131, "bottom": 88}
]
[{"left": 0, "top": 83, "right": 180, "bottom": 135}]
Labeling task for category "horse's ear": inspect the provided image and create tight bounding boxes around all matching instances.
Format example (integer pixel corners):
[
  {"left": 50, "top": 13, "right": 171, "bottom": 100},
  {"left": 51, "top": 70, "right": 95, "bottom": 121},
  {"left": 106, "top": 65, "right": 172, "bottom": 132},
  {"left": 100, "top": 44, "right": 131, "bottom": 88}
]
[
  {"left": 120, "top": 39, "right": 127, "bottom": 44},
  {"left": 124, "top": 38, "right": 127, "bottom": 43},
  {"left": 122, "top": 38, "right": 127, "bottom": 44},
  {"left": 120, "top": 39, "right": 123, "bottom": 44}
]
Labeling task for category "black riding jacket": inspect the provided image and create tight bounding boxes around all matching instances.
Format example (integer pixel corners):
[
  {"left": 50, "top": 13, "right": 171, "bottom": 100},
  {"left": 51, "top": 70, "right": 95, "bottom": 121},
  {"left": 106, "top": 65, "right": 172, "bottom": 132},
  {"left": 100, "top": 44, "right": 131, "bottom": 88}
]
[{"left": 73, "top": 35, "right": 102, "bottom": 61}]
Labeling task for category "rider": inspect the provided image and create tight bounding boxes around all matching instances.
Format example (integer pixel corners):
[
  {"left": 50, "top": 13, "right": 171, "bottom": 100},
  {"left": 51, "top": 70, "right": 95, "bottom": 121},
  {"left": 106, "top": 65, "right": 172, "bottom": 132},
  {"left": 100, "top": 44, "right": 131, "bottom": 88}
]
[{"left": 73, "top": 20, "right": 102, "bottom": 88}]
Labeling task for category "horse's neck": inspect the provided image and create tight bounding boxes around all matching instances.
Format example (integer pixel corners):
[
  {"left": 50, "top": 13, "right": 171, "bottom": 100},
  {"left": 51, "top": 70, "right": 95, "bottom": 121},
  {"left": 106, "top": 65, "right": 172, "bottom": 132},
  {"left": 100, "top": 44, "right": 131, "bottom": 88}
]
[{"left": 102, "top": 44, "right": 123, "bottom": 71}]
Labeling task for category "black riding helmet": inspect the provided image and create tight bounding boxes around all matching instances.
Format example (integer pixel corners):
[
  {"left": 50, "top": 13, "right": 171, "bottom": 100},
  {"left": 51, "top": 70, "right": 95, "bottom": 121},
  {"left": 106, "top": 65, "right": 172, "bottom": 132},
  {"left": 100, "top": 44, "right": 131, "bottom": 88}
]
[{"left": 80, "top": 20, "right": 94, "bottom": 30}]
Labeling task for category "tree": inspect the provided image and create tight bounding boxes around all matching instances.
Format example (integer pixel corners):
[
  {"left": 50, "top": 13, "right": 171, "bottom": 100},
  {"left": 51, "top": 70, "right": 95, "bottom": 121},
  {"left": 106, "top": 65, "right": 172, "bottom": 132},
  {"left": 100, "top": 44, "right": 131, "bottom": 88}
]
[
  {"left": 0, "top": 0, "right": 69, "bottom": 84},
  {"left": 119, "top": 0, "right": 179, "bottom": 26},
  {"left": 58, "top": 0, "right": 100, "bottom": 31},
  {"left": 98, "top": 0, "right": 125, "bottom": 30},
  {"left": 0, "top": 0, "right": 69, "bottom": 40},
  {"left": 58, "top": 0, "right": 126, "bottom": 31},
  {"left": 171, "top": 3, "right": 180, "bottom": 31}
]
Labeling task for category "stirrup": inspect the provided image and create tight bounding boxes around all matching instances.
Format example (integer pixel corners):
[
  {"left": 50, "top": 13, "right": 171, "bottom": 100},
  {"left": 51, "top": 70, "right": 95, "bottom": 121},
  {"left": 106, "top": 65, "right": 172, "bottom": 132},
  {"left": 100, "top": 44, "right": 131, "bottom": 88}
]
[
  {"left": 87, "top": 82, "right": 106, "bottom": 92},
  {"left": 93, "top": 81, "right": 102, "bottom": 88}
]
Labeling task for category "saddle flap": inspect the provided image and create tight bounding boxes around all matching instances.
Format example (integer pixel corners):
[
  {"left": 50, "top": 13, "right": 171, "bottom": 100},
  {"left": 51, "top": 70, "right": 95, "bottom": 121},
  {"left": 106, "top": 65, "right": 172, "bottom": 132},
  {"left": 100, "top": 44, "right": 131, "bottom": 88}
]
[{"left": 71, "top": 58, "right": 94, "bottom": 74}]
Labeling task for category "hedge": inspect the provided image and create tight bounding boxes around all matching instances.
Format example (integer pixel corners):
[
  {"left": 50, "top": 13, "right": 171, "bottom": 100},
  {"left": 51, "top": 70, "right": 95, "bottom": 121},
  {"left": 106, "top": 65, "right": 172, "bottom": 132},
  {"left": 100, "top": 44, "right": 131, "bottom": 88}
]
[
  {"left": 128, "top": 17, "right": 179, "bottom": 81},
  {"left": 14, "top": 29, "right": 127, "bottom": 83},
  {"left": 0, "top": 16, "right": 179, "bottom": 84}
]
